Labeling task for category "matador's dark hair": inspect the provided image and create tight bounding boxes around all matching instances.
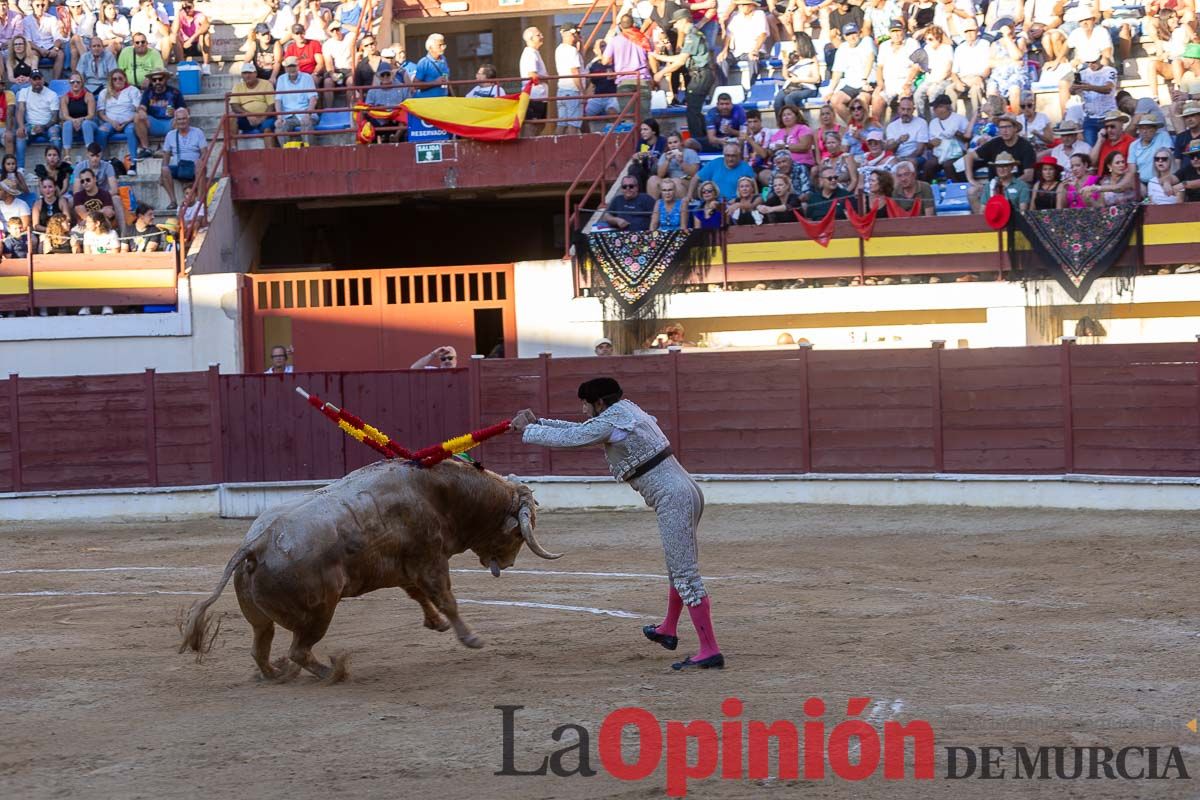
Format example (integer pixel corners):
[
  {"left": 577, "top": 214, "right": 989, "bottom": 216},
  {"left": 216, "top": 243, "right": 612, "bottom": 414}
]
[{"left": 578, "top": 377, "right": 623, "bottom": 407}]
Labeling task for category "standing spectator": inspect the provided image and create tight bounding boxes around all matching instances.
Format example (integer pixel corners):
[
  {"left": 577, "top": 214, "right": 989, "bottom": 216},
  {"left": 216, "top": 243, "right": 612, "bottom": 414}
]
[
  {"left": 1091, "top": 108, "right": 1135, "bottom": 169},
  {"left": 65, "top": 0, "right": 97, "bottom": 72},
  {"left": 593, "top": 337, "right": 614, "bottom": 356},
  {"left": 1068, "top": 47, "right": 1118, "bottom": 146},
  {"left": 602, "top": 174, "right": 654, "bottom": 231},
  {"left": 0, "top": 177, "right": 31, "bottom": 234},
  {"left": 1047, "top": 119, "right": 1090, "bottom": 169},
  {"left": 465, "top": 64, "right": 502, "bottom": 98},
  {"left": 96, "top": 68, "right": 139, "bottom": 166},
  {"left": 555, "top": 23, "right": 584, "bottom": 135},
  {"left": 321, "top": 21, "right": 354, "bottom": 95},
  {"left": 125, "top": 203, "right": 164, "bottom": 251},
  {"left": 22, "top": 0, "right": 64, "bottom": 79},
  {"left": 884, "top": 95, "right": 928, "bottom": 167},
  {"left": 949, "top": 21, "right": 990, "bottom": 117},
  {"left": 72, "top": 142, "right": 117, "bottom": 194},
  {"left": 410, "top": 345, "right": 457, "bottom": 369},
  {"left": 892, "top": 159, "right": 936, "bottom": 216},
  {"left": 414, "top": 33, "right": 450, "bottom": 98},
  {"left": 119, "top": 31, "right": 165, "bottom": 89},
  {"left": 653, "top": 10, "right": 714, "bottom": 147},
  {"left": 31, "top": 175, "right": 71, "bottom": 250},
  {"left": 158, "top": 106, "right": 204, "bottom": 211},
  {"left": 720, "top": 0, "right": 769, "bottom": 90},
  {"left": 60, "top": 72, "right": 98, "bottom": 157},
  {"left": 965, "top": 114, "right": 1036, "bottom": 210},
  {"left": 586, "top": 39, "right": 620, "bottom": 124},
  {"left": 363, "top": 61, "right": 407, "bottom": 142},
  {"left": 649, "top": 176, "right": 690, "bottom": 230},
  {"left": 873, "top": 19, "right": 918, "bottom": 122},
  {"left": 133, "top": 68, "right": 184, "bottom": 161},
  {"left": 1175, "top": 103, "right": 1200, "bottom": 159},
  {"left": 1145, "top": 148, "right": 1185, "bottom": 204},
  {"left": 352, "top": 34, "right": 381, "bottom": 87},
  {"left": 925, "top": 93, "right": 968, "bottom": 181},
  {"left": 14, "top": 71, "right": 60, "bottom": 168},
  {"left": 82, "top": 210, "right": 118, "bottom": 255},
  {"left": 128, "top": 0, "right": 168, "bottom": 62},
  {"left": 981, "top": 151, "right": 1032, "bottom": 212},
  {"left": 77, "top": 35, "right": 117, "bottom": 96},
  {"left": 693, "top": 141, "right": 756, "bottom": 200},
  {"left": 231, "top": 61, "right": 276, "bottom": 146},
  {"left": 826, "top": 23, "right": 875, "bottom": 122},
  {"left": 1175, "top": 140, "right": 1200, "bottom": 202},
  {"left": 705, "top": 91, "right": 748, "bottom": 150},
  {"left": 650, "top": 131, "right": 700, "bottom": 198},
  {"left": 773, "top": 32, "right": 821, "bottom": 116},
  {"left": 1016, "top": 90, "right": 1054, "bottom": 150},
  {"left": 276, "top": 55, "right": 318, "bottom": 144},
  {"left": 71, "top": 166, "right": 116, "bottom": 228},
  {"left": 0, "top": 1, "right": 24, "bottom": 58},
  {"left": 265, "top": 344, "right": 295, "bottom": 373},
  {"left": 601, "top": 15, "right": 651, "bottom": 124},
  {"left": 520, "top": 26, "right": 549, "bottom": 137},
  {"left": 172, "top": 0, "right": 212, "bottom": 74},
  {"left": 914, "top": 25, "right": 953, "bottom": 117},
  {"left": 1128, "top": 114, "right": 1174, "bottom": 185},
  {"left": 247, "top": 23, "right": 281, "bottom": 83}
]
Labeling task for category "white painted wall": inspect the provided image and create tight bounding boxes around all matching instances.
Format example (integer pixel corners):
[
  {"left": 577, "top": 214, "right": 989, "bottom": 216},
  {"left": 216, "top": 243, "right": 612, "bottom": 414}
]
[{"left": 0, "top": 273, "right": 244, "bottom": 377}]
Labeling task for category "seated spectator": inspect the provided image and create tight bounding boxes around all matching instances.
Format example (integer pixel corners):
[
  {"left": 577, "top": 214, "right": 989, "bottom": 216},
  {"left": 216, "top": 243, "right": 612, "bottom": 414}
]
[
  {"left": 73, "top": 142, "right": 116, "bottom": 194},
  {"left": 255, "top": 0, "right": 298, "bottom": 47},
  {"left": 759, "top": 173, "right": 803, "bottom": 223},
  {"left": 44, "top": 212, "right": 74, "bottom": 254},
  {"left": 321, "top": 21, "right": 354, "bottom": 96},
  {"left": 691, "top": 180, "right": 724, "bottom": 229},
  {"left": 740, "top": 110, "right": 773, "bottom": 173},
  {"left": 649, "top": 132, "right": 699, "bottom": 198},
  {"left": 335, "top": 0, "right": 362, "bottom": 32},
  {"left": 159, "top": 107, "right": 205, "bottom": 210},
  {"left": 157, "top": 216, "right": 179, "bottom": 250},
  {"left": 602, "top": 175, "right": 654, "bottom": 231},
  {"left": 72, "top": 167, "right": 117, "bottom": 229},
  {"left": 297, "top": 0, "right": 330, "bottom": 43},
  {"left": 720, "top": 0, "right": 769, "bottom": 90},
  {"left": 247, "top": 23, "right": 282, "bottom": 84},
  {"left": 133, "top": 68, "right": 184, "bottom": 163},
  {"left": 872, "top": 20, "right": 919, "bottom": 122},
  {"left": 1047, "top": 119, "right": 1090, "bottom": 169},
  {"left": 96, "top": 69, "right": 139, "bottom": 169},
  {"left": 773, "top": 33, "right": 821, "bottom": 117},
  {"left": 60, "top": 72, "right": 98, "bottom": 156},
  {"left": 764, "top": 146, "right": 812, "bottom": 200},
  {"left": 858, "top": 129, "right": 896, "bottom": 179},
  {"left": 914, "top": 25, "right": 954, "bottom": 117},
  {"left": 987, "top": 24, "right": 1029, "bottom": 113},
  {"left": 276, "top": 55, "right": 319, "bottom": 144},
  {"left": 650, "top": 177, "right": 690, "bottom": 231},
  {"left": 7, "top": 37, "right": 35, "bottom": 98},
  {"left": 410, "top": 345, "right": 457, "bottom": 369},
  {"left": 1081, "top": 149, "right": 1138, "bottom": 206},
  {"left": 841, "top": 99, "right": 882, "bottom": 157},
  {"left": 1064, "top": 152, "right": 1098, "bottom": 208},
  {"left": 31, "top": 175, "right": 72, "bottom": 251},
  {"left": 1174, "top": 139, "right": 1200, "bottom": 201},
  {"left": 727, "top": 175, "right": 764, "bottom": 225},
  {"left": 1174, "top": 103, "right": 1200, "bottom": 159},
  {"left": 926, "top": 93, "right": 969, "bottom": 181},
  {"left": 706, "top": 92, "right": 748, "bottom": 151},
  {"left": 1129, "top": 114, "right": 1174, "bottom": 185},
  {"left": 1016, "top": 90, "right": 1053, "bottom": 151},
  {"left": 24, "top": 0, "right": 65, "bottom": 80},
  {"left": 1063, "top": 10, "right": 1115, "bottom": 67},
  {"left": 884, "top": 95, "right": 928, "bottom": 167},
  {"left": 865, "top": 169, "right": 894, "bottom": 217},
  {"left": 1116, "top": 90, "right": 1162, "bottom": 130},
  {"left": 119, "top": 29, "right": 166, "bottom": 90},
  {"left": 181, "top": 182, "right": 204, "bottom": 230},
  {"left": 172, "top": 0, "right": 212, "bottom": 74},
  {"left": 1031, "top": 155, "right": 1066, "bottom": 209},
  {"left": 1025, "top": 0, "right": 1068, "bottom": 64},
  {"left": 966, "top": 114, "right": 1036, "bottom": 210},
  {"left": 694, "top": 141, "right": 757, "bottom": 200},
  {"left": 82, "top": 209, "right": 118, "bottom": 254},
  {"left": 0, "top": 153, "right": 30, "bottom": 196},
  {"left": 804, "top": 165, "right": 852, "bottom": 219},
  {"left": 363, "top": 61, "right": 408, "bottom": 142},
  {"left": 825, "top": 23, "right": 875, "bottom": 122},
  {"left": 14, "top": 71, "right": 60, "bottom": 169},
  {"left": 1146, "top": 148, "right": 1185, "bottom": 204},
  {"left": 283, "top": 22, "right": 325, "bottom": 88},
  {"left": 231, "top": 61, "right": 277, "bottom": 147},
  {"left": 125, "top": 203, "right": 164, "bottom": 251},
  {"left": 0, "top": 1, "right": 22, "bottom": 61},
  {"left": 1091, "top": 108, "right": 1135, "bottom": 168},
  {"left": 0, "top": 177, "right": 30, "bottom": 233},
  {"left": 768, "top": 104, "right": 815, "bottom": 172},
  {"left": 78, "top": 36, "right": 117, "bottom": 96},
  {"left": 817, "top": 129, "right": 860, "bottom": 194},
  {"left": 950, "top": 22, "right": 990, "bottom": 117},
  {"left": 629, "top": 118, "right": 666, "bottom": 191},
  {"left": 981, "top": 151, "right": 1032, "bottom": 211},
  {"left": 892, "top": 159, "right": 936, "bottom": 216},
  {"left": 3, "top": 215, "right": 28, "bottom": 258},
  {"left": 465, "top": 63, "right": 503, "bottom": 98},
  {"left": 128, "top": 0, "right": 168, "bottom": 63},
  {"left": 34, "top": 145, "right": 72, "bottom": 195},
  {"left": 813, "top": 104, "right": 844, "bottom": 161}
]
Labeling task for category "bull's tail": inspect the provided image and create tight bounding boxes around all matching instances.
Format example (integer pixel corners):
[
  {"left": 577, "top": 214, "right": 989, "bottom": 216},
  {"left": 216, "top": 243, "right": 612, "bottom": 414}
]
[{"left": 177, "top": 540, "right": 257, "bottom": 655}]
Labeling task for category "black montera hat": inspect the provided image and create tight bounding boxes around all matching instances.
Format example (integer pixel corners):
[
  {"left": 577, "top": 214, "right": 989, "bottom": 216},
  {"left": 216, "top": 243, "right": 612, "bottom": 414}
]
[{"left": 578, "top": 378, "right": 623, "bottom": 404}]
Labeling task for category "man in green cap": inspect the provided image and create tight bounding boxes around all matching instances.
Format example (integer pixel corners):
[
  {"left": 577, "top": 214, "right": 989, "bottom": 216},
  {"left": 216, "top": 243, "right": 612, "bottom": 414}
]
[{"left": 653, "top": 9, "right": 714, "bottom": 145}]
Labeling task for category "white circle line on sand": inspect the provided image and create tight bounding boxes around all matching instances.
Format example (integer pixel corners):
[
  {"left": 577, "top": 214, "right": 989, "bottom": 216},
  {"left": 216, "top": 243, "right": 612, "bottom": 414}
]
[
  {"left": 0, "top": 567, "right": 215, "bottom": 575},
  {"left": 0, "top": 590, "right": 211, "bottom": 597},
  {"left": 0, "top": 566, "right": 740, "bottom": 581}
]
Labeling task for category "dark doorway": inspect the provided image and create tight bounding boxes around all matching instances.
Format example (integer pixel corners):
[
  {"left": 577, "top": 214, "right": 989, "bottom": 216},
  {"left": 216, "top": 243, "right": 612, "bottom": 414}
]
[{"left": 475, "top": 308, "right": 504, "bottom": 358}]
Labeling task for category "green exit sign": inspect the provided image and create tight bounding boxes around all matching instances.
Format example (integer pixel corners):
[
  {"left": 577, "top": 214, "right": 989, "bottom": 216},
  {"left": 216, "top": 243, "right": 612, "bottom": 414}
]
[{"left": 415, "top": 143, "right": 443, "bottom": 163}]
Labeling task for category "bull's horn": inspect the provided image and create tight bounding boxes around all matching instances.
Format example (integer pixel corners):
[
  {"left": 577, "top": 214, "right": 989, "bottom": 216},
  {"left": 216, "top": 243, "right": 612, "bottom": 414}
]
[{"left": 519, "top": 506, "right": 562, "bottom": 560}]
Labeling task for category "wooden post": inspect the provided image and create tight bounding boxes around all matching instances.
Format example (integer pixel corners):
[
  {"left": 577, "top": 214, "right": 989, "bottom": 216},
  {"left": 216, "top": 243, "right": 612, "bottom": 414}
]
[
  {"left": 207, "top": 364, "right": 224, "bottom": 483},
  {"left": 797, "top": 343, "right": 812, "bottom": 474},
  {"left": 539, "top": 352, "right": 553, "bottom": 475},
  {"left": 143, "top": 368, "right": 159, "bottom": 487},
  {"left": 668, "top": 347, "right": 683, "bottom": 465},
  {"left": 7, "top": 373, "right": 20, "bottom": 492},
  {"left": 1061, "top": 337, "right": 1075, "bottom": 474},
  {"left": 930, "top": 341, "right": 945, "bottom": 474},
  {"left": 468, "top": 355, "right": 484, "bottom": 429}
]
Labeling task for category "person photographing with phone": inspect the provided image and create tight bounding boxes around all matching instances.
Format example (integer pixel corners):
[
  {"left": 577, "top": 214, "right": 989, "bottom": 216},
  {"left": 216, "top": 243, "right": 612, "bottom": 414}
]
[{"left": 410, "top": 345, "right": 458, "bottom": 369}]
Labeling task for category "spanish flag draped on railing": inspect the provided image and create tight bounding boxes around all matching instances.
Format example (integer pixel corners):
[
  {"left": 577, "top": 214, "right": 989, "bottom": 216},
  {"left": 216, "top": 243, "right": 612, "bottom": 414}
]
[{"left": 355, "top": 80, "right": 534, "bottom": 144}]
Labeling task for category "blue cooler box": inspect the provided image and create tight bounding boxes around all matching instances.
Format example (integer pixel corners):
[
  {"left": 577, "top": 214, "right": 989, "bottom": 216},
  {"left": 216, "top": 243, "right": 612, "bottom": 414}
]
[{"left": 177, "top": 61, "right": 201, "bottom": 95}]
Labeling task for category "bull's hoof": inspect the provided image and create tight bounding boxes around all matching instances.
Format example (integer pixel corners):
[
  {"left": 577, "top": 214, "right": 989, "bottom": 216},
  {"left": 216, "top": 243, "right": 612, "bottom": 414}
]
[
  {"left": 424, "top": 616, "right": 452, "bottom": 632},
  {"left": 460, "top": 633, "right": 485, "bottom": 649}
]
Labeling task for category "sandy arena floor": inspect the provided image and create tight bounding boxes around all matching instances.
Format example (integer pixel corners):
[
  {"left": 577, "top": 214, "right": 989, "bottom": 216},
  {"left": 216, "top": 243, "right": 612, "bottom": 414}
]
[{"left": 1, "top": 504, "right": 1198, "bottom": 799}]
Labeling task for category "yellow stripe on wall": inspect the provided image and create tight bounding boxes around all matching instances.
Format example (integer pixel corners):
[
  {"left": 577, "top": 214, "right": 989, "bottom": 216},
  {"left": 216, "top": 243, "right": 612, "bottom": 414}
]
[
  {"left": 33, "top": 270, "right": 176, "bottom": 290},
  {"left": 0, "top": 276, "right": 29, "bottom": 295},
  {"left": 1144, "top": 222, "right": 1198, "bottom": 247},
  {"left": 864, "top": 232, "right": 999, "bottom": 258},
  {"left": 727, "top": 238, "right": 860, "bottom": 262}
]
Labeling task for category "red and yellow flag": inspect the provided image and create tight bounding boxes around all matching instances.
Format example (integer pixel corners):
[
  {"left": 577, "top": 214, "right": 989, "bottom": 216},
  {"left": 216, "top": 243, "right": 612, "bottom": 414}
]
[{"left": 354, "top": 81, "right": 533, "bottom": 144}]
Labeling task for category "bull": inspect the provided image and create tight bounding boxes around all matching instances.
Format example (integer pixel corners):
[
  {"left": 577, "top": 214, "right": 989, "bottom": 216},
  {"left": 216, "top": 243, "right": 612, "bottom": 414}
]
[{"left": 178, "top": 458, "right": 559, "bottom": 681}]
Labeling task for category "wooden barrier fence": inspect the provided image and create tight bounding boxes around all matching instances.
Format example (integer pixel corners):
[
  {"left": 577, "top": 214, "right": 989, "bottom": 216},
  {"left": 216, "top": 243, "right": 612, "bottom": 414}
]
[{"left": 2, "top": 341, "right": 1199, "bottom": 493}]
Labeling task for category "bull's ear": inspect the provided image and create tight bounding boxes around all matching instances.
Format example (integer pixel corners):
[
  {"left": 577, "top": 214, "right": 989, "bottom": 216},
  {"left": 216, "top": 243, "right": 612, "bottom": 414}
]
[
  {"left": 504, "top": 474, "right": 520, "bottom": 485},
  {"left": 503, "top": 516, "right": 519, "bottom": 533}
]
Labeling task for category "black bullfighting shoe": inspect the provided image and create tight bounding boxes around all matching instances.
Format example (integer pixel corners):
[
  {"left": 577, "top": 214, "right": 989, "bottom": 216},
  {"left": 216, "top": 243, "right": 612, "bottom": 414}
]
[
  {"left": 671, "top": 653, "right": 725, "bottom": 670},
  {"left": 642, "top": 624, "right": 679, "bottom": 651}
]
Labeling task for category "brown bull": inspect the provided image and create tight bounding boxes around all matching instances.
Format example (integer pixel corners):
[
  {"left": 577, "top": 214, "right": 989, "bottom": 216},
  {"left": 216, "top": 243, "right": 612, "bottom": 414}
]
[{"left": 179, "top": 458, "right": 560, "bottom": 680}]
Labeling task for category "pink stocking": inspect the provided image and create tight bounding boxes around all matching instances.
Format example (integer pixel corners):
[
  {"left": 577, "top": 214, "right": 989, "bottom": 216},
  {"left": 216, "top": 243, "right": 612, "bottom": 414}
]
[
  {"left": 656, "top": 584, "right": 683, "bottom": 638},
  {"left": 687, "top": 595, "right": 720, "bottom": 661}
]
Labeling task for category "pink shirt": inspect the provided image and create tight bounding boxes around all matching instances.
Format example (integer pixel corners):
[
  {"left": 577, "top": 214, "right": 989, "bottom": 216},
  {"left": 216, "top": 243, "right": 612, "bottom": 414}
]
[{"left": 771, "top": 124, "right": 815, "bottom": 166}]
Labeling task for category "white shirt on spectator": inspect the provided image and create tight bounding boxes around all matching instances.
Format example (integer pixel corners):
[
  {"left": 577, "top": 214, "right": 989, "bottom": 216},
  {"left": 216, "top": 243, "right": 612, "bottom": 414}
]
[
  {"left": 98, "top": 14, "right": 132, "bottom": 44},
  {"left": 277, "top": 71, "right": 318, "bottom": 113},
  {"left": 520, "top": 45, "right": 549, "bottom": 100},
  {"left": 930, "top": 111, "right": 969, "bottom": 145},
  {"left": 1079, "top": 63, "right": 1117, "bottom": 119},
  {"left": 129, "top": 10, "right": 162, "bottom": 46},
  {"left": 1049, "top": 138, "right": 1091, "bottom": 170},
  {"left": 726, "top": 9, "right": 769, "bottom": 57},
  {"left": 0, "top": 197, "right": 29, "bottom": 232},
  {"left": 885, "top": 115, "right": 929, "bottom": 157},
  {"left": 264, "top": 365, "right": 294, "bottom": 374},
  {"left": 324, "top": 34, "right": 353, "bottom": 70},
  {"left": 164, "top": 126, "right": 207, "bottom": 166},
  {"left": 555, "top": 42, "right": 583, "bottom": 92},
  {"left": 84, "top": 228, "right": 119, "bottom": 253},
  {"left": 466, "top": 83, "right": 503, "bottom": 98},
  {"left": 925, "top": 41, "right": 954, "bottom": 80},
  {"left": 266, "top": 6, "right": 296, "bottom": 41},
  {"left": 69, "top": 11, "right": 97, "bottom": 39},
  {"left": 23, "top": 12, "right": 61, "bottom": 49},
  {"left": 1066, "top": 25, "right": 1112, "bottom": 57},
  {"left": 878, "top": 37, "right": 919, "bottom": 92},
  {"left": 952, "top": 38, "right": 991, "bottom": 78},
  {"left": 98, "top": 84, "right": 141, "bottom": 125},
  {"left": 832, "top": 38, "right": 875, "bottom": 90},
  {"left": 1019, "top": 111, "right": 1051, "bottom": 140},
  {"left": 21, "top": 86, "right": 58, "bottom": 127},
  {"left": 1026, "top": 0, "right": 1061, "bottom": 26}
]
